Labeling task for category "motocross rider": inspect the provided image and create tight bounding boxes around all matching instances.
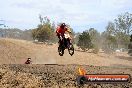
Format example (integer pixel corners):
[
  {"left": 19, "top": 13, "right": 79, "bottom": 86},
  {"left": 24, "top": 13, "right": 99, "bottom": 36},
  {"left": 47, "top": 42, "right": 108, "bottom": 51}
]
[{"left": 56, "top": 23, "right": 72, "bottom": 48}]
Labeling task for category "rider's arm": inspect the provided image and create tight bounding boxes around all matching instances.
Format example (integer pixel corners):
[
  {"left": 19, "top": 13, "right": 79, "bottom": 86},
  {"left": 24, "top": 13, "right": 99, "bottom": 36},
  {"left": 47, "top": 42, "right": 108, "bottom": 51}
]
[
  {"left": 65, "top": 27, "right": 71, "bottom": 33},
  {"left": 56, "top": 27, "right": 59, "bottom": 35},
  {"left": 56, "top": 27, "right": 61, "bottom": 38}
]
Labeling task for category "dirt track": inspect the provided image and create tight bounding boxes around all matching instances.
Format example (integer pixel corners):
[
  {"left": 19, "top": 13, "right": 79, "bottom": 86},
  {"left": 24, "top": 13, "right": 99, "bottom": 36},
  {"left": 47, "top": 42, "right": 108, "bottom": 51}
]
[
  {"left": 0, "top": 64, "right": 132, "bottom": 88},
  {"left": 0, "top": 38, "right": 132, "bottom": 67},
  {"left": 32, "top": 44, "right": 132, "bottom": 67},
  {"left": 0, "top": 38, "right": 132, "bottom": 88}
]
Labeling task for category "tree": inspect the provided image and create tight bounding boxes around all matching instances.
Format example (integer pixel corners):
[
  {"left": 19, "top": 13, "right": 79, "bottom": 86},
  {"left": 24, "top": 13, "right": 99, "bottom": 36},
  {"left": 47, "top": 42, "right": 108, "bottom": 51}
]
[
  {"left": 106, "top": 22, "right": 116, "bottom": 35},
  {"left": 36, "top": 24, "right": 52, "bottom": 42},
  {"left": 115, "top": 12, "right": 132, "bottom": 35},
  {"left": 101, "top": 22, "right": 117, "bottom": 53},
  {"left": 89, "top": 28, "right": 101, "bottom": 47},
  {"left": 51, "top": 22, "right": 56, "bottom": 32},
  {"left": 130, "top": 35, "right": 132, "bottom": 42},
  {"left": 74, "top": 32, "right": 81, "bottom": 44},
  {"left": 32, "top": 15, "right": 52, "bottom": 42},
  {"left": 128, "top": 34, "right": 132, "bottom": 55},
  {"left": 32, "top": 29, "right": 37, "bottom": 40},
  {"left": 77, "top": 31, "right": 93, "bottom": 51},
  {"left": 88, "top": 28, "right": 100, "bottom": 53},
  {"left": 104, "top": 12, "right": 132, "bottom": 49},
  {"left": 101, "top": 31, "right": 117, "bottom": 53},
  {"left": 113, "top": 12, "right": 132, "bottom": 48},
  {"left": 114, "top": 12, "right": 132, "bottom": 48}
]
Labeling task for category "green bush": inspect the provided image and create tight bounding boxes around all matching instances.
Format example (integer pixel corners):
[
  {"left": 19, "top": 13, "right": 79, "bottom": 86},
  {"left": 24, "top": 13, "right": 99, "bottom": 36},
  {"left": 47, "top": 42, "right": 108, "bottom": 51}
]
[{"left": 77, "top": 31, "right": 93, "bottom": 51}]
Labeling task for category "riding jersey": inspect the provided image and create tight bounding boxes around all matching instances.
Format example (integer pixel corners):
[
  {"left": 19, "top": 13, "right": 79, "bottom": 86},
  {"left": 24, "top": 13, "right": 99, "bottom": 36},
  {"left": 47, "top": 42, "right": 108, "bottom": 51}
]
[
  {"left": 56, "top": 26, "right": 72, "bottom": 41},
  {"left": 56, "top": 26, "right": 67, "bottom": 36}
]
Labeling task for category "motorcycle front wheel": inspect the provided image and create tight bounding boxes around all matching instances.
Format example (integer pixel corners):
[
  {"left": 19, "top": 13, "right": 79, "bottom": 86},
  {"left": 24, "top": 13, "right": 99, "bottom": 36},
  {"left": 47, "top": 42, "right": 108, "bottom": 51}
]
[
  {"left": 58, "top": 46, "right": 64, "bottom": 56},
  {"left": 68, "top": 44, "right": 74, "bottom": 56}
]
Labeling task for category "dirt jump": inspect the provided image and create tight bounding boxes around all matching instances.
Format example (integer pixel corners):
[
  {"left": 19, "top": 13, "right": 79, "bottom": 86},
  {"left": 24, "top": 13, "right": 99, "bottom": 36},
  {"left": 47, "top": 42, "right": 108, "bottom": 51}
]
[{"left": 0, "top": 38, "right": 132, "bottom": 88}]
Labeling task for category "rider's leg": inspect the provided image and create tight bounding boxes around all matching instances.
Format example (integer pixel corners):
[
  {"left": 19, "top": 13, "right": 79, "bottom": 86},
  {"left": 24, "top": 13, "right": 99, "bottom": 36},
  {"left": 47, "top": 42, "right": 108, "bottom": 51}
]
[
  {"left": 59, "top": 39, "right": 62, "bottom": 47},
  {"left": 64, "top": 38, "right": 67, "bottom": 47}
]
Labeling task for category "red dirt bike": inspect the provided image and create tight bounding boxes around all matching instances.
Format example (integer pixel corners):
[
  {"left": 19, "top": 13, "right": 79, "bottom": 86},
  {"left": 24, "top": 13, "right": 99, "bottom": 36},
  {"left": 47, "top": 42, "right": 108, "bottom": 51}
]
[{"left": 58, "top": 33, "right": 74, "bottom": 56}]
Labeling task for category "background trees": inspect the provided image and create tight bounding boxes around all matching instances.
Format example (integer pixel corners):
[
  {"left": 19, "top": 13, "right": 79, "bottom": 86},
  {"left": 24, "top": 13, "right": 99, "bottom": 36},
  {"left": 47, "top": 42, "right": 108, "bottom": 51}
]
[
  {"left": 115, "top": 12, "right": 132, "bottom": 35},
  {"left": 32, "top": 15, "right": 53, "bottom": 42},
  {"left": 1, "top": 12, "right": 132, "bottom": 54},
  {"left": 76, "top": 12, "right": 132, "bottom": 53},
  {"left": 104, "top": 12, "right": 132, "bottom": 49},
  {"left": 0, "top": 28, "right": 33, "bottom": 40},
  {"left": 77, "top": 30, "right": 93, "bottom": 51}
]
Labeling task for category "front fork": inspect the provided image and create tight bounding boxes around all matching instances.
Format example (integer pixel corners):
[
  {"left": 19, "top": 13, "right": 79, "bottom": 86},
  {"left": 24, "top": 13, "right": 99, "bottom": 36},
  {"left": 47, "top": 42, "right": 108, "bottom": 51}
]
[{"left": 66, "top": 38, "right": 72, "bottom": 49}]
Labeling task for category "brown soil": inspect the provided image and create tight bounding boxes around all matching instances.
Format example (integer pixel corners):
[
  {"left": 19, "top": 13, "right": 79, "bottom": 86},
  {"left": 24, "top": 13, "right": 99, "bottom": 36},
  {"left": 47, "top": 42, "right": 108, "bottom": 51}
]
[
  {"left": 0, "top": 38, "right": 131, "bottom": 67},
  {"left": 0, "top": 64, "right": 132, "bottom": 88},
  {"left": 0, "top": 38, "right": 132, "bottom": 88}
]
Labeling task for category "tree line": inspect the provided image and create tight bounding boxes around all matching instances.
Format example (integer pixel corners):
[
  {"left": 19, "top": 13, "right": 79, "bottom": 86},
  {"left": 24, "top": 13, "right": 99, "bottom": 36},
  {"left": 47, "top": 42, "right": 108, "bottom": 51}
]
[
  {"left": 77, "top": 12, "right": 132, "bottom": 53},
  {"left": 0, "top": 12, "right": 132, "bottom": 54},
  {"left": 0, "top": 28, "right": 32, "bottom": 40}
]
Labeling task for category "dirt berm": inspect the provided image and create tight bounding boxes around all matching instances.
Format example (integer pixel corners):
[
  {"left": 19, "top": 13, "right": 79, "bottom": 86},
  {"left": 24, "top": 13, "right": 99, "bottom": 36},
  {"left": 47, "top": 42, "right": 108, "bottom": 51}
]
[{"left": 0, "top": 64, "right": 132, "bottom": 88}]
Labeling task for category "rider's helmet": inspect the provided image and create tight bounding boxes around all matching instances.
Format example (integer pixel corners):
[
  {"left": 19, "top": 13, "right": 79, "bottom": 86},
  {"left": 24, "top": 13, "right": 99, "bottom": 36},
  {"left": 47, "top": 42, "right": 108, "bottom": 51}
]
[
  {"left": 28, "top": 58, "right": 31, "bottom": 60},
  {"left": 60, "top": 23, "right": 66, "bottom": 29}
]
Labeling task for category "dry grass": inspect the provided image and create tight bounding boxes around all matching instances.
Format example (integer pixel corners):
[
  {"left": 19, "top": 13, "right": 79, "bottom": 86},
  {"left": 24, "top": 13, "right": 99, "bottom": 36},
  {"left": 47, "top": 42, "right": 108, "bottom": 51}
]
[
  {"left": 0, "top": 38, "right": 34, "bottom": 64},
  {"left": 0, "top": 38, "right": 132, "bottom": 68}
]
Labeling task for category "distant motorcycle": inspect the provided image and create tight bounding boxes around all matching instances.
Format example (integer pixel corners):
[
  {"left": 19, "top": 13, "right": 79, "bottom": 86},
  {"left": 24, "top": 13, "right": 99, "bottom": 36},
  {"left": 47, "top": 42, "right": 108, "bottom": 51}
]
[{"left": 58, "top": 33, "right": 74, "bottom": 56}]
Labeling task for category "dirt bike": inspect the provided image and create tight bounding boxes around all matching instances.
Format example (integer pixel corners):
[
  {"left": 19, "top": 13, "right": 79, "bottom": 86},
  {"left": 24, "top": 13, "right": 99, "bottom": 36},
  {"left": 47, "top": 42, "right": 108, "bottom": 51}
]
[{"left": 58, "top": 33, "right": 74, "bottom": 56}]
